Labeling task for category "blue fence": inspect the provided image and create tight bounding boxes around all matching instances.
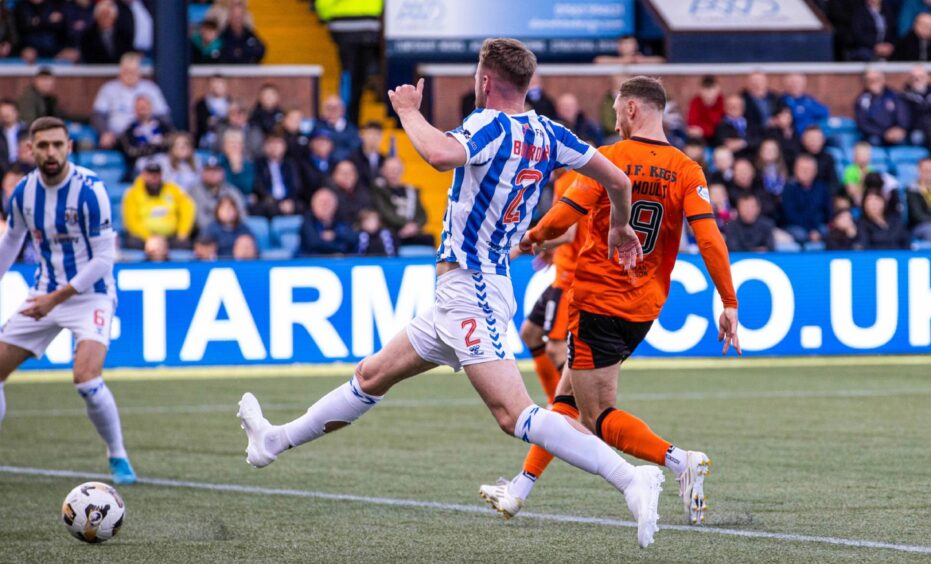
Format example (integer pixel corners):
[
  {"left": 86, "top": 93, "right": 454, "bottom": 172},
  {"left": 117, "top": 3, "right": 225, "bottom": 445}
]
[{"left": 3, "top": 250, "right": 929, "bottom": 369}]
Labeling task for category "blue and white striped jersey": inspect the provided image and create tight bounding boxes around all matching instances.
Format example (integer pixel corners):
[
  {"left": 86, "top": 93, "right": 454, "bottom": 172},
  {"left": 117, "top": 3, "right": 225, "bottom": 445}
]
[
  {"left": 438, "top": 109, "right": 595, "bottom": 276},
  {"left": 7, "top": 164, "right": 115, "bottom": 297}
]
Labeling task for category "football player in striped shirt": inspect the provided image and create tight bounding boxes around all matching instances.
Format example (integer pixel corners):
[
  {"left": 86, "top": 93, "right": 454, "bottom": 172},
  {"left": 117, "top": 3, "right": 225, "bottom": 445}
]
[
  {"left": 238, "top": 39, "right": 665, "bottom": 548},
  {"left": 0, "top": 117, "right": 135, "bottom": 485}
]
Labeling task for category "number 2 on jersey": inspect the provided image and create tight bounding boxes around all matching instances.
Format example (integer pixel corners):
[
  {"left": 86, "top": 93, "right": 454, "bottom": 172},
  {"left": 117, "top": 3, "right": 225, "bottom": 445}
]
[
  {"left": 504, "top": 169, "right": 543, "bottom": 224},
  {"left": 630, "top": 200, "right": 664, "bottom": 255}
]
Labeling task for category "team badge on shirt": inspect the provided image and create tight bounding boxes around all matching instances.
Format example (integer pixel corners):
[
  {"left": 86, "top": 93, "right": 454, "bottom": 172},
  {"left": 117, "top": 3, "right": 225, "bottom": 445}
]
[
  {"left": 64, "top": 207, "right": 79, "bottom": 225},
  {"left": 696, "top": 185, "right": 710, "bottom": 203}
]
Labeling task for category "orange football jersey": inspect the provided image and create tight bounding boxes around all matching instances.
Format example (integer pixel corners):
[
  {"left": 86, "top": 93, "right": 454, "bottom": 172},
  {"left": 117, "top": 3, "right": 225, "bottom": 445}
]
[
  {"left": 565, "top": 137, "right": 716, "bottom": 322},
  {"left": 550, "top": 171, "right": 588, "bottom": 290}
]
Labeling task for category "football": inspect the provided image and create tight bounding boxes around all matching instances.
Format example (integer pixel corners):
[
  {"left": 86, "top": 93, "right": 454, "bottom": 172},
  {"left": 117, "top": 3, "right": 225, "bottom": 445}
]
[{"left": 61, "top": 482, "right": 125, "bottom": 544}]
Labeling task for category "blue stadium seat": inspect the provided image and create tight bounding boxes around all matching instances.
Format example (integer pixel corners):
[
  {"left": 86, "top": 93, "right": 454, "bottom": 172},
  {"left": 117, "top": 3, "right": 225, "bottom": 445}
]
[
  {"left": 95, "top": 168, "right": 125, "bottom": 187},
  {"left": 260, "top": 248, "right": 295, "bottom": 260},
  {"left": 67, "top": 122, "right": 98, "bottom": 146},
  {"left": 77, "top": 150, "right": 125, "bottom": 170},
  {"left": 825, "top": 146, "right": 845, "bottom": 165},
  {"left": 270, "top": 215, "right": 303, "bottom": 247},
  {"left": 168, "top": 250, "right": 196, "bottom": 262},
  {"left": 824, "top": 116, "right": 858, "bottom": 134},
  {"left": 913, "top": 240, "right": 931, "bottom": 251},
  {"left": 869, "top": 162, "right": 890, "bottom": 174},
  {"left": 398, "top": 245, "right": 436, "bottom": 258},
  {"left": 832, "top": 132, "right": 861, "bottom": 153},
  {"left": 110, "top": 205, "right": 122, "bottom": 234},
  {"left": 278, "top": 232, "right": 301, "bottom": 256},
  {"left": 245, "top": 216, "right": 271, "bottom": 250},
  {"left": 888, "top": 145, "right": 929, "bottom": 164},
  {"left": 118, "top": 249, "right": 146, "bottom": 263},
  {"left": 896, "top": 162, "right": 919, "bottom": 186},
  {"left": 869, "top": 146, "right": 889, "bottom": 164}
]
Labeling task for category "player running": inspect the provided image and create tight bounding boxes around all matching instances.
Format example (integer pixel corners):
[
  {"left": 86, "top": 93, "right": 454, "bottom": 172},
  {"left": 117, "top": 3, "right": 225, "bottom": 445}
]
[
  {"left": 238, "top": 39, "right": 669, "bottom": 548},
  {"left": 0, "top": 117, "right": 136, "bottom": 484},
  {"left": 517, "top": 169, "right": 587, "bottom": 405},
  {"left": 480, "top": 76, "right": 740, "bottom": 526}
]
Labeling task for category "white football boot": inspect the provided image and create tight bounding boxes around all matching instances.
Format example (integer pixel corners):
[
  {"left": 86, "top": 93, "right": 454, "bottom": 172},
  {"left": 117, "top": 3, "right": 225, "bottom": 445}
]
[
  {"left": 624, "top": 465, "right": 665, "bottom": 549},
  {"left": 677, "top": 451, "right": 711, "bottom": 525},
  {"left": 478, "top": 478, "right": 524, "bottom": 520},
  {"left": 237, "top": 392, "right": 277, "bottom": 468}
]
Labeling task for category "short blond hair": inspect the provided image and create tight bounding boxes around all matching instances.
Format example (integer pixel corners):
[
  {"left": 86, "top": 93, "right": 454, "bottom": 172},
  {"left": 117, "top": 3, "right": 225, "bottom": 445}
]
[{"left": 479, "top": 38, "right": 537, "bottom": 91}]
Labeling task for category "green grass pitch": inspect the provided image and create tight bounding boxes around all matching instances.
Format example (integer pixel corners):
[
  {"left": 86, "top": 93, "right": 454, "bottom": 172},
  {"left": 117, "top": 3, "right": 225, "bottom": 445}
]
[{"left": 1, "top": 361, "right": 930, "bottom": 563}]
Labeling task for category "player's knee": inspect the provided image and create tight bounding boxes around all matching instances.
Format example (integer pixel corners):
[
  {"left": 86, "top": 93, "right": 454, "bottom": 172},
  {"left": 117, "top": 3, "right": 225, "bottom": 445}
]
[
  {"left": 72, "top": 367, "right": 101, "bottom": 385},
  {"left": 497, "top": 413, "right": 519, "bottom": 436},
  {"left": 355, "top": 357, "right": 390, "bottom": 396}
]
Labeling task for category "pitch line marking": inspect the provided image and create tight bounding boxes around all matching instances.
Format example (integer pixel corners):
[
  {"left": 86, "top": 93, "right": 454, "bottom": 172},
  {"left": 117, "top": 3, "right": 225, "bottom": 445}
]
[
  {"left": 1, "top": 465, "right": 929, "bottom": 555},
  {"left": 6, "top": 387, "right": 931, "bottom": 418},
  {"left": 7, "top": 355, "right": 931, "bottom": 384}
]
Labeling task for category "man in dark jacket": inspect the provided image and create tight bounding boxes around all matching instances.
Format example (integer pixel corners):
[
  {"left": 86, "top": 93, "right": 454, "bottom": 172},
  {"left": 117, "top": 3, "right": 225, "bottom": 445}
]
[
  {"left": 894, "top": 12, "right": 931, "bottom": 60},
  {"left": 724, "top": 193, "right": 775, "bottom": 252},
  {"left": 848, "top": 0, "right": 897, "bottom": 61},
  {"left": 220, "top": 2, "right": 265, "bottom": 64},
  {"left": 782, "top": 154, "right": 832, "bottom": 244},
  {"left": 371, "top": 157, "right": 434, "bottom": 247},
  {"left": 741, "top": 71, "right": 781, "bottom": 133},
  {"left": 854, "top": 69, "right": 910, "bottom": 145},
  {"left": 902, "top": 65, "right": 931, "bottom": 147},
  {"left": 299, "top": 188, "right": 355, "bottom": 256},
  {"left": 714, "top": 94, "right": 761, "bottom": 157},
  {"left": 349, "top": 121, "right": 386, "bottom": 188},
  {"left": 16, "top": 67, "right": 75, "bottom": 125},
  {"left": 251, "top": 132, "right": 305, "bottom": 218},
  {"left": 80, "top": 0, "right": 133, "bottom": 64},
  {"left": 799, "top": 125, "right": 840, "bottom": 192}
]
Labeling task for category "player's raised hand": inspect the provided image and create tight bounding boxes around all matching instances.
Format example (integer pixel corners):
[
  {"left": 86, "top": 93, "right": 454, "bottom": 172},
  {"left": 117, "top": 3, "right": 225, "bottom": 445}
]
[
  {"left": 608, "top": 224, "right": 643, "bottom": 270},
  {"left": 718, "top": 307, "right": 741, "bottom": 356},
  {"left": 388, "top": 78, "right": 425, "bottom": 114}
]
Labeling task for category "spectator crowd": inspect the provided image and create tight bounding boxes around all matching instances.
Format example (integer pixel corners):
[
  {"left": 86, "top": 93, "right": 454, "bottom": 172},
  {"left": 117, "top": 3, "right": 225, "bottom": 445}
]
[
  {"left": 0, "top": 0, "right": 265, "bottom": 65},
  {"left": 1, "top": 0, "right": 930, "bottom": 261},
  {"left": 0, "top": 49, "right": 434, "bottom": 262}
]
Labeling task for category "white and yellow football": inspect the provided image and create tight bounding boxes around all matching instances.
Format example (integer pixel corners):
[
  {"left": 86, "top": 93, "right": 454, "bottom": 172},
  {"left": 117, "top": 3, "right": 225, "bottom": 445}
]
[{"left": 61, "top": 482, "right": 125, "bottom": 544}]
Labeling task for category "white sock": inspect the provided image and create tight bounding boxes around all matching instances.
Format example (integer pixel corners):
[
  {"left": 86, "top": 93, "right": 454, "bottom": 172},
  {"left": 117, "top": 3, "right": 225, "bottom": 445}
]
[
  {"left": 75, "top": 377, "right": 127, "bottom": 459},
  {"left": 515, "top": 405, "right": 635, "bottom": 492},
  {"left": 0, "top": 381, "right": 6, "bottom": 429},
  {"left": 509, "top": 471, "right": 537, "bottom": 500},
  {"left": 270, "top": 375, "right": 383, "bottom": 455},
  {"left": 665, "top": 446, "right": 688, "bottom": 475}
]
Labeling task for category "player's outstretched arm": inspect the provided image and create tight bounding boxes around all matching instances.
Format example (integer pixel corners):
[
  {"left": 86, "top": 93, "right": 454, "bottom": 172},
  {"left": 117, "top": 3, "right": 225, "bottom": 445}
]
[
  {"left": 388, "top": 78, "right": 466, "bottom": 172},
  {"left": 692, "top": 219, "right": 741, "bottom": 355},
  {"left": 576, "top": 152, "right": 642, "bottom": 269}
]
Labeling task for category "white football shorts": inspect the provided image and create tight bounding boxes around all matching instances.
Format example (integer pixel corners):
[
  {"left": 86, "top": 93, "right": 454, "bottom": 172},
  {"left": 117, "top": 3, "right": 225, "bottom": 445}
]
[
  {"left": 408, "top": 268, "right": 516, "bottom": 371},
  {"left": 0, "top": 292, "right": 115, "bottom": 358}
]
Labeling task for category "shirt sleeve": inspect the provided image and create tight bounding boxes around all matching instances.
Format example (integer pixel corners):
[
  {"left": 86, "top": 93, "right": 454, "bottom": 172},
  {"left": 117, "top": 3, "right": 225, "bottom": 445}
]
[
  {"left": 69, "top": 182, "right": 116, "bottom": 293},
  {"left": 682, "top": 166, "right": 716, "bottom": 223},
  {"left": 552, "top": 122, "right": 596, "bottom": 170},
  {"left": 83, "top": 180, "right": 115, "bottom": 237},
  {"left": 446, "top": 110, "right": 505, "bottom": 166},
  {"left": 527, "top": 174, "right": 604, "bottom": 244}
]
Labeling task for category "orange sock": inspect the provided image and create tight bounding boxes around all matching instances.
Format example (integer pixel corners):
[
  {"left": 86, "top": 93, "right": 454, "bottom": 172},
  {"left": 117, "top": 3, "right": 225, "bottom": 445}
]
[
  {"left": 522, "top": 396, "right": 580, "bottom": 477},
  {"left": 596, "top": 408, "right": 671, "bottom": 466},
  {"left": 530, "top": 344, "right": 560, "bottom": 404}
]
